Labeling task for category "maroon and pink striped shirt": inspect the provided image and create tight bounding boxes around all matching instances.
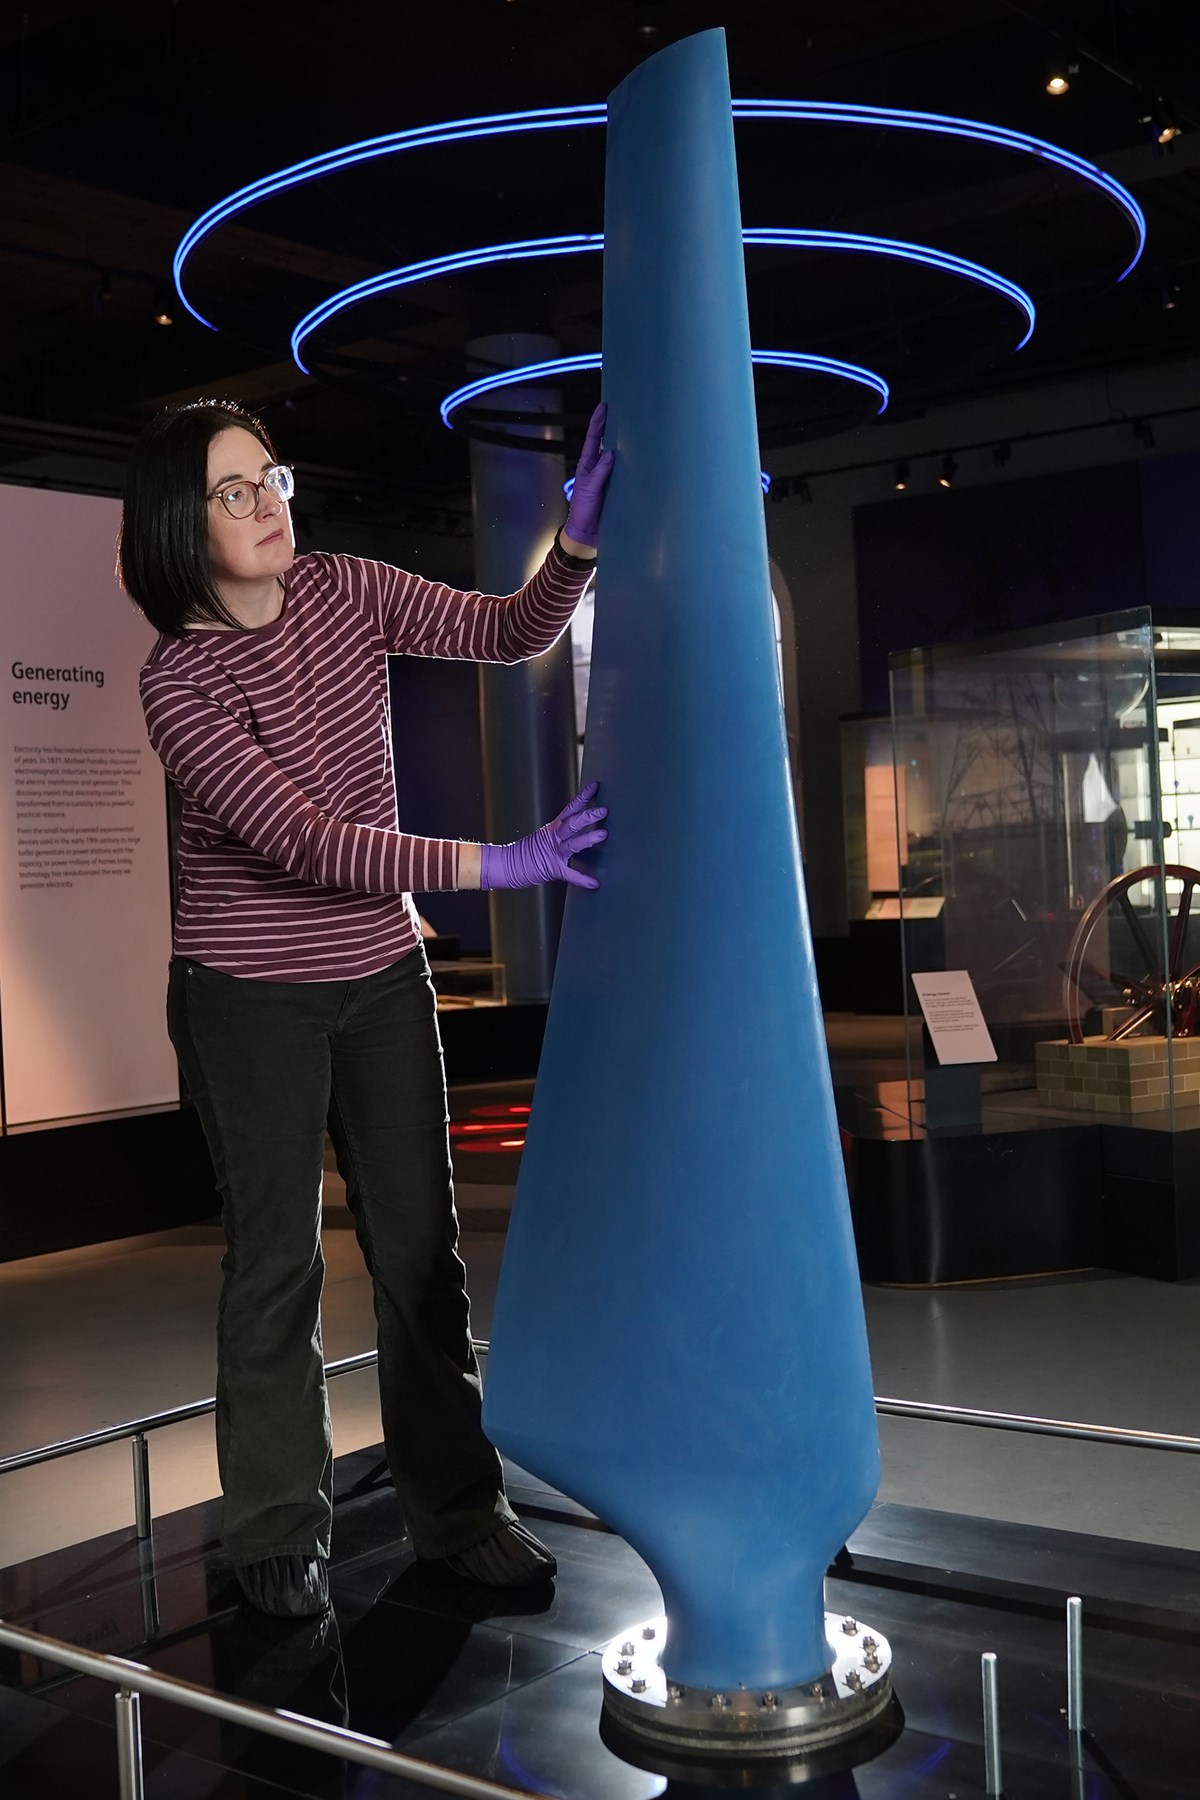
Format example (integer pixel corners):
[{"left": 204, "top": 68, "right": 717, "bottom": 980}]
[{"left": 140, "top": 544, "right": 592, "bottom": 982}]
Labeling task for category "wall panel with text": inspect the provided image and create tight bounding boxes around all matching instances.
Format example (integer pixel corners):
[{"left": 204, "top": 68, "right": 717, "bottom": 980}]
[{"left": 0, "top": 485, "right": 177, "bottom": 1127}]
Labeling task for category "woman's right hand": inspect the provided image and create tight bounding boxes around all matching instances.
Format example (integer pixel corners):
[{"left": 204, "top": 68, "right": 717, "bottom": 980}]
[{"left": 479, "top": 784, "right": 608, "bottom": 891}]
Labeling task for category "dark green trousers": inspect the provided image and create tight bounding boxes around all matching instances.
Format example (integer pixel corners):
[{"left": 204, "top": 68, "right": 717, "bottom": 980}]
[{"left": 166, "top": 945, "right": 515, "bottom": 1566}]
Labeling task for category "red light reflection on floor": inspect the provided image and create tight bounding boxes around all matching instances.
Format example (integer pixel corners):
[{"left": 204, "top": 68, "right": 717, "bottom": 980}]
[
  {"left": 448, "top": 1100, "right": 530, "bottom": 1154},
  {"left": 458, "top": 1105, "right": 531, "bottom": 1118},
  {"left": 453, "top": 1137, "right": 527, "bottom": 1153}
]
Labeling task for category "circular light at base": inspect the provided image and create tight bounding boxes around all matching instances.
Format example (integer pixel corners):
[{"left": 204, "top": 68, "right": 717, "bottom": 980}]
[
  {"left": 600, "top": 1612, "right": 894, "bottom": 1765},
  {"left": 442, "top": 351, "right": 890, "bottom": 430}
]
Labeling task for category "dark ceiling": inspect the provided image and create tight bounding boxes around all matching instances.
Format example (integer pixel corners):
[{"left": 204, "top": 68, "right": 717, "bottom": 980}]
[{"left": 2, "top": 0, "right": 1199, "bottom": 519}]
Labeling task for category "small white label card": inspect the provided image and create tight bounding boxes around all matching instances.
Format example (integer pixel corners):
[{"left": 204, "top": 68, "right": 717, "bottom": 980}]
[{"left": 910, "top": 970, "right": 997, "bottom": 1065}]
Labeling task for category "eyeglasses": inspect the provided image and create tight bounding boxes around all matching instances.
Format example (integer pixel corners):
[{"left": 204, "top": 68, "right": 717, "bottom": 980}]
[{"left": 208, "top": 463, "right": 295, "bottom": 519}]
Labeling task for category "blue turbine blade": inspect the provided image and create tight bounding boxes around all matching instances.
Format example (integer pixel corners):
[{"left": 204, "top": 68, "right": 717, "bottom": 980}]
[{"left": 482, "top": 27, "right": 880, "bottom": 1694}]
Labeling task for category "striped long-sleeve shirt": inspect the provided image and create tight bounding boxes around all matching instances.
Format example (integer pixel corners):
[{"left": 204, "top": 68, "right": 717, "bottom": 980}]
[{"left": 140, "top": 543, "right": 593, "bottom": 982}]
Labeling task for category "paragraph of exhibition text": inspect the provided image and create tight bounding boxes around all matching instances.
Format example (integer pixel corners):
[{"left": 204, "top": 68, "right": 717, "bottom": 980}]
[{"left": 13, "top": 747, "right": 144, "bottom": 889}]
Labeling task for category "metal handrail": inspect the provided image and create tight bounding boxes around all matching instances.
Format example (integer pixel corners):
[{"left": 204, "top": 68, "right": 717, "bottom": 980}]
[
  {"left": 0, "top": 1618, "right": 540, "bottom": 1800},
  {"left": 0, "top": 1348, "right": 385, "bottom": 1475},
  {"left": 0, "top": 1344, "right": 405, "bottom": 1543},
  {"left": 875, "top": 1395, "right": 1200, "bottom": 1455},
  {"left": 7, "top": 1331, "right": 1200, "bottom": 1574},
  {"left": 7, "top": 1341, "right": 1200, "bottom": 1492}
]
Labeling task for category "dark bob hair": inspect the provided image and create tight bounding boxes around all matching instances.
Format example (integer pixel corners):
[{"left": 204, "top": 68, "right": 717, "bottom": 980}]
[{"left": 118, "top": 398, "right": 280, "bottom": 637}]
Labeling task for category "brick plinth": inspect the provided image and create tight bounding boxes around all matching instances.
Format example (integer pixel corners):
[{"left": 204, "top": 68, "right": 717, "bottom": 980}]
[{"left": 1036, "top": 1036, "right": 1200, "bottom": 1113}]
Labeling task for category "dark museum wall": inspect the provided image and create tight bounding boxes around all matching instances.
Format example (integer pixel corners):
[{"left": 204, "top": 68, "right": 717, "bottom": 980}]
[
  {"left": 765, "top": 349, "right": 1200, "bottom": 938},
  {"left": 854, "top": 449, "right": 1200, "bottom": 716},
  {"left": 853, "top": 459, "right": 1146, "bottom": 715},
  {"left": 387, "top": 653, "right": 490, "bottom": 954}
]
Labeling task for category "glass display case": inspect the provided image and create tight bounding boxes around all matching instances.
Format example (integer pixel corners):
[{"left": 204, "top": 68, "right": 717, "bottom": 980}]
[
  {"left": 885, "top": 609, "right": 1195, "bottom": 1135},
  {"left": 835, "top": 612, "right": 1200, "bottom": 1283},
  {"left": 840, "top": 714, "right": 905, "bottom": 924},
  {"left": 429, "top": 959, "right": 507, "bottom": 1009}
]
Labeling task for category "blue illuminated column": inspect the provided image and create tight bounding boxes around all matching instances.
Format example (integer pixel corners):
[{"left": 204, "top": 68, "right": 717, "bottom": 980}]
[
  {"left": 482, "top": 29, "right": 880, "bottom": 1695},
  {"left": 469, "top": 332, "right": 578, "bottom": 1003}
]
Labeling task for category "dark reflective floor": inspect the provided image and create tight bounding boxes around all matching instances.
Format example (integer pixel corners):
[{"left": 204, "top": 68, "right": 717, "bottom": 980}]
[{"left": 3, "top": 1443, "right": 1199, "bottom": 1797}]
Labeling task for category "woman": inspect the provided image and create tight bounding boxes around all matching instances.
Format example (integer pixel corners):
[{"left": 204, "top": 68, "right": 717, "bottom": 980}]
[{"left": 120, "top": 396, "right": 611, "bottom": 1618}]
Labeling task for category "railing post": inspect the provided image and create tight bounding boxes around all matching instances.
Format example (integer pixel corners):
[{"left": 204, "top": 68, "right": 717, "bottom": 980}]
[
  {"left": 131, "top": 1433, "right": 152, "bottom": 1539},
  {"left": 137, "top": 1537, "right": 160, "bottom": 1641},
  {"left": 115, "top": 1688, "right": 144, "bottom": 1799},
  {"left": 1066, "top": 1594, "right": 1084, "bottom": 1733},
  {"left": 982, "top": 1651, "right": 1003, "bottom": 1795}
]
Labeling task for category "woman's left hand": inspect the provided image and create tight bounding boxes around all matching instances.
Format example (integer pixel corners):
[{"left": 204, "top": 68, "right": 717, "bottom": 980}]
[
  {"left": 479, "top": 784, "right": 608, "bottom": 891},
  {"left": 564, "top": 403, "right": 614, "bottom": 548}
]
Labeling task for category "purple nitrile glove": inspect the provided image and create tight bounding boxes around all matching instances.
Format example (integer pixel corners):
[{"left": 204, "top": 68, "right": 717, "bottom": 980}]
[
  {"left": 563, "top": 403, "right": 614, "bottom": 548},
  {"left": 480, "top": 783, "right": 608, "bottom": 891}
]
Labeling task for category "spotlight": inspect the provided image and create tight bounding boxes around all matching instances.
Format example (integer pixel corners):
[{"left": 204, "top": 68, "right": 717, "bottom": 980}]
[
  {"left": 893, "top": 460, "right": 909, "bottom": 492},
  {"left": 797, "top": 479, "right": 813, "bottom": 505},
  {"left": 1045, "top": 45, "right": 1078, "bottom": 96},
  {"left": 992, "top": 442, "right": 1012, "bottom": 469},
  {"left": 1133, "top": 419, "right": 1156, "bottom": 450},
  {"left": 1161, "top": 283, "right": 1180, "bottom": 311},
  {"left": 1140, "top": 98, "right": 1181, "bottom": 147},
  {"left": 153, "top": 289, "right": 174, "bottom": 326},
  {"left": 938, "top": 455, "right": 957, "bottom": 489}
]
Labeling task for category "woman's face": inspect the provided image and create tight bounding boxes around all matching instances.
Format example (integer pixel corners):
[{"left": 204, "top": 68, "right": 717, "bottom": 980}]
[{"left": 206, "top": 425, "right": 295, "bottom": 590}]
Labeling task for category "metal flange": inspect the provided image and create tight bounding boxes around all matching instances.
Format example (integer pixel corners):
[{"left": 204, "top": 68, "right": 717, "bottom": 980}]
[{"left": 601, "top": 1612, "right": 893, "bottom": 1759}]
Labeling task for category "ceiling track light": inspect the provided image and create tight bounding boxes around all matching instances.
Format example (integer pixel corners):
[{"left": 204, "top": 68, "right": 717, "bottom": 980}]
[
  {"left": 938, "top": 454, "right": 957, "bottom": 489},
  {"left": 893, "top": 460, "right": 909, "bottom": 491},
  {"left": 1161, "top": 282, "right": 1181, "bottom": 311},
  {"left": 1139, "top": 97, "right": 1181, "bottom": 148},
  {"left": 992, "top": 442, "right": 1012, "bottom": 469},
  {"left": 1133, "top": 419, "right": 1156, "bottom": 450},
  {"left": 775, "top": 477, "right": 814, "bottom": 503},
  {"left": 152, "top": 289, "right": 174, "bottom": 326},
  {"left": 1045, "top": 43, "right": 1079, "bottom": 97}
]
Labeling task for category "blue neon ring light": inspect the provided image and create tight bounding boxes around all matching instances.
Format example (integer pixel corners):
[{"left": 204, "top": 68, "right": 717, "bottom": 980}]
[
  {"left": 290, "top": 228, "right": 1035, "bottom": 373},
  {"left": 438, "top": 351, "right": 890, "bottom": 429},
  {"left": 174, "top": 100, "right": 1146, "bottom": 329}
]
